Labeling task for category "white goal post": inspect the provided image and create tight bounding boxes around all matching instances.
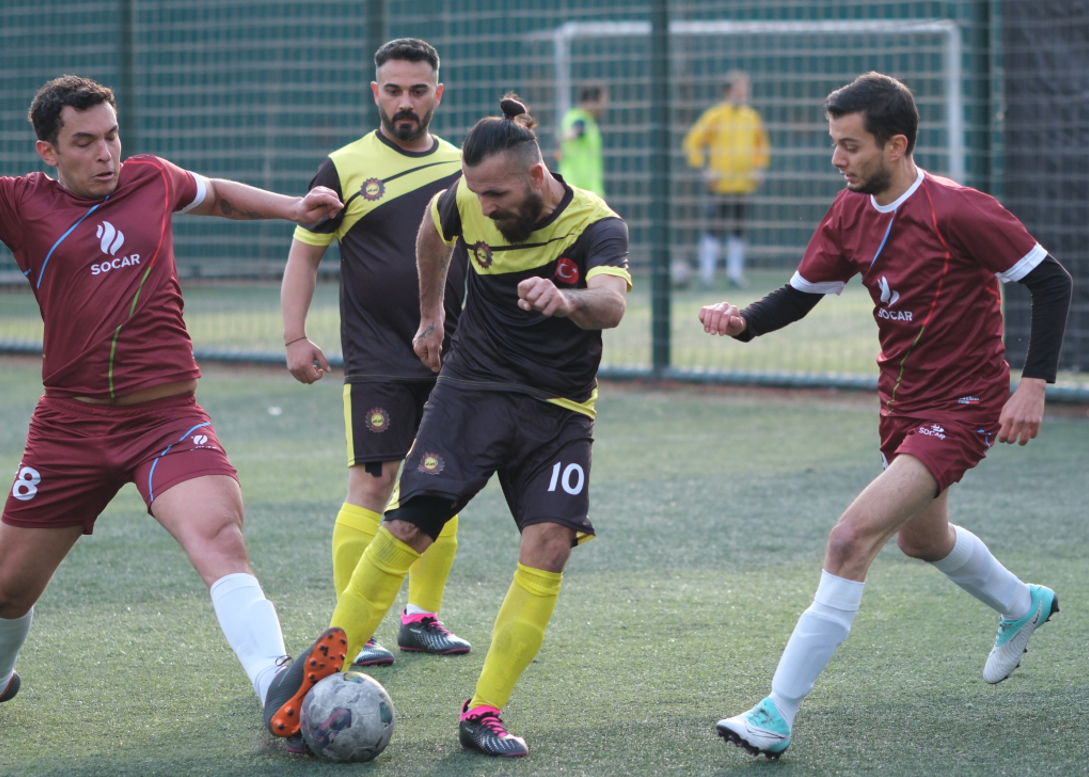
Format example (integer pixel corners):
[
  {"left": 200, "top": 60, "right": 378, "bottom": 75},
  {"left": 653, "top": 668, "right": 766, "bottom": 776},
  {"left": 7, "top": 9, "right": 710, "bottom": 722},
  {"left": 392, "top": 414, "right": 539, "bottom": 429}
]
[{"left": 530, "top": 19, "right": 964, "bottom": 182}]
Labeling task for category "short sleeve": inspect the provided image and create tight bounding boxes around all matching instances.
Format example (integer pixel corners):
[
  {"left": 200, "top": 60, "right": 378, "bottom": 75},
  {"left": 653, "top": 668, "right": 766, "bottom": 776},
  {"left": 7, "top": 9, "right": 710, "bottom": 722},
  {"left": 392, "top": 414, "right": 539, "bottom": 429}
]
[
  {"left": 582, "top": 217, "right": 632, "bottom": 290},
  {"left": 293, "top": 158, "right": 344, "bottom": 246},
  {"left": 430, "top": 183, "right": 462, "bottom": 247},
  {"left": 791, "top": 200, "right": 855, "bottom": 296},
  {"left": 941, "top": 188, "right": 1045, "bottom": 283},
  {"left": 150, "top": 156, "right": 202, "bottom": 213},
  {"left": 0, "top": 176, "right": 26, "bottom": 253}
]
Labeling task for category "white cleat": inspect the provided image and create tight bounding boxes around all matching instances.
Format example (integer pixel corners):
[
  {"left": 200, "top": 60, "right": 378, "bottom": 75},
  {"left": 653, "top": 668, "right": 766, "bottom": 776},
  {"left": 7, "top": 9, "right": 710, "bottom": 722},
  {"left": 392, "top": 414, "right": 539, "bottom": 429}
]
[
  {"left": 983, "top": 584, "right": 1058, "bottom": 684},
  {"left": 716, "top": 696, "right": 791, "bottom": 760}
]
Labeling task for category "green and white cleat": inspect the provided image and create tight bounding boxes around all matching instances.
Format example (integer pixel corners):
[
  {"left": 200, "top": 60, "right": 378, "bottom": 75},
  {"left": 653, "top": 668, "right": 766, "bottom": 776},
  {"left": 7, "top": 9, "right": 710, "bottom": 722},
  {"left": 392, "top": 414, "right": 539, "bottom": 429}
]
[
  {"left": 984, "top": 584, "right": 1059, "bottom": 684},
  {"left": 716, "top": 697, "right": 791, "bottom": 760}
]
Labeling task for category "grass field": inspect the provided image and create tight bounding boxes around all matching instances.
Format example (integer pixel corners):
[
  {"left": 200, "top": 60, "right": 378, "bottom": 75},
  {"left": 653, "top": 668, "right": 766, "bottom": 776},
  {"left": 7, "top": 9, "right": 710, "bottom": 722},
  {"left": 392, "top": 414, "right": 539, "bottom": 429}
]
[{"left": 0, "top": 356, "right": 1087, "bottom": 776}]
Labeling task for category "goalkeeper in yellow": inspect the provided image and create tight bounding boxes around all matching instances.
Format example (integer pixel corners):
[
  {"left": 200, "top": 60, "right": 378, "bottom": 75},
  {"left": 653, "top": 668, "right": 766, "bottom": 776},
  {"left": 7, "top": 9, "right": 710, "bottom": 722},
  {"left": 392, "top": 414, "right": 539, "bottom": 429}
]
[
  {"left": 683, "top": 70, "right": 770, "bottom": 288},
  {"left": 328, "top": 93, "right": 630, "bottom": 757}
]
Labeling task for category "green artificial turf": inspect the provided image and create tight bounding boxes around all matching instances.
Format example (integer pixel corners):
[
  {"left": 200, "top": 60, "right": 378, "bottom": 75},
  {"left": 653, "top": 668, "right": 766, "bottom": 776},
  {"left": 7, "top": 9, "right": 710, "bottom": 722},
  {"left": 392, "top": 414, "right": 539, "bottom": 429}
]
[{"left": 0, "top": 358, "right": 1086, "bottom": 776}]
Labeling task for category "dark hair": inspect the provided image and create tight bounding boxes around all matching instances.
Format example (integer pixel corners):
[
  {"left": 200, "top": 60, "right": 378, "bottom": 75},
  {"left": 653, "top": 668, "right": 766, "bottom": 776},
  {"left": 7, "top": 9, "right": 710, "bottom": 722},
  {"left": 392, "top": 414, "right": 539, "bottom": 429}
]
[
  {"left": 29, "top": 75, "right": 116, "bottom": 146},
  {"left": 824, "top": 72, "right": 918, "bottom": 154},
  {"left": 374, "top": 38, "right": 439, "bottom": 76},
  {"left": 461, "top": 93, "right": 541, "bottom": 167},
  {"left": 578, "top": 83, "right": 605, "bottom": 104}
]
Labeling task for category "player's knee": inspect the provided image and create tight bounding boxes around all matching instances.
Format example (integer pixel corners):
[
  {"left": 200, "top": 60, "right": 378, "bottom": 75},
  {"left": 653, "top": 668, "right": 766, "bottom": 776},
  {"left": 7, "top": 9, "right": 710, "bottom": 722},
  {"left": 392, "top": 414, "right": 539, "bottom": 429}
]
[
  {"left": 0, "top": 585, "right": 37, "bottom": 619},
  {"left": 825, "top": 522, "right": 866, "bottom": 567}
]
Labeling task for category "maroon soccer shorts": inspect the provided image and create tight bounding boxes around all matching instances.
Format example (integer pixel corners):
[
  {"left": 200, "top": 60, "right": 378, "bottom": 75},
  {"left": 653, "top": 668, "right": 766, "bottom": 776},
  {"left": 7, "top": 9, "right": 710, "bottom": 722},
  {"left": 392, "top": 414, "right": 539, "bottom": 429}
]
[
  {"left": 879, "top": 414, "right": 999, "bottom": 494},
  {"left": 4, "top": 393, "right": 237, "bottom": 534}
]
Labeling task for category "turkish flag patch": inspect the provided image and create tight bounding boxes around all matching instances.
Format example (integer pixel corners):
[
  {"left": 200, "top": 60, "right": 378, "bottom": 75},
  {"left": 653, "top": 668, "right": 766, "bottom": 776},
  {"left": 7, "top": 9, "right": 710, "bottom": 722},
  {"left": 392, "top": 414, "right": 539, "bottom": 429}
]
[{"left": 554, "top": 257, "right": 580, "bottom": 284}]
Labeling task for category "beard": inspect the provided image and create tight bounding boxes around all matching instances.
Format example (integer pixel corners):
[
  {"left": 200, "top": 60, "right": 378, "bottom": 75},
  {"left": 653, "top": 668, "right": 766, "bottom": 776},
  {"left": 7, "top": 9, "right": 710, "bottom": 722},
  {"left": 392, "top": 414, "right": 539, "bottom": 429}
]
[
  {"left": 848, "top": 161, "right": 893, "bottom": 196},
  {"left": 379, "top": 104, "right": 434, "bottom": 142},
  {"left": 490, "top": 187, "right": 544, "bottom": 244}
]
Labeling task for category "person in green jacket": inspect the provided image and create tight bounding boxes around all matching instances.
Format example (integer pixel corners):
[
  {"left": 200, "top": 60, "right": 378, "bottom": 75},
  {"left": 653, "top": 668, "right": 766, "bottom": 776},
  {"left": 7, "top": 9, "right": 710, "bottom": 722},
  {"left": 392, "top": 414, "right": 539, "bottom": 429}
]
[{"left": 557, "top": 83, "right": 607, "bottom": 197}]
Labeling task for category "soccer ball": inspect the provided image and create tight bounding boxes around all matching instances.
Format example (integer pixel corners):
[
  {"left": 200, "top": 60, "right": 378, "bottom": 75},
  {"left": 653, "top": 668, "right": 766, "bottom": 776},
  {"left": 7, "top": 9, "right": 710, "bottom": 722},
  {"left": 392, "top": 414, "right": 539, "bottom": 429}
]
[{"left": 299, "top": 671, "right": 395, "bottom": 762}]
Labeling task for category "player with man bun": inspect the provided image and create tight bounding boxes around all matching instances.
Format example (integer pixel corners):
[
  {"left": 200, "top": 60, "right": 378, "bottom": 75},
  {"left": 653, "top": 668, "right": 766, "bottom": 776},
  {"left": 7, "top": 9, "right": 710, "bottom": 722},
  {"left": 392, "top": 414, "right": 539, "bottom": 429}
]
[
  {"left": 702, "top": 72, "right": 1072, "bottom": 759},
  {"left": 319, "top": 93, "right": 631, "bottom": 757}
]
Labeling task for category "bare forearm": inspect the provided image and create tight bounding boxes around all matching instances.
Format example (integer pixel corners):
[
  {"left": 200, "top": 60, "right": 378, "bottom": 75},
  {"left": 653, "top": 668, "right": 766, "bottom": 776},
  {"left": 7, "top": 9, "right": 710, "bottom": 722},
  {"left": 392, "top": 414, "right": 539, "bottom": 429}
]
[
  {"left": 281, "top": 241, "right": 325, "bottom": 340},
  {"left": 561, "top": 285, "right": 627, "bottom": 330},
  {"left": 416, "top": 216, "right": 452, "bottom": 318},
  {"left": 206, "top": 179, "right": 301, "bottom": 220}
]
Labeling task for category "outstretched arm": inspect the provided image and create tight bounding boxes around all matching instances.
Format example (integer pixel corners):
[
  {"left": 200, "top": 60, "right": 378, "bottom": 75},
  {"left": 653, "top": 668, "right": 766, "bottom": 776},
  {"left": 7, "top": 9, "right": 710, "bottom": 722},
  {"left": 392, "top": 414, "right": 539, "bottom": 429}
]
[
  {"left": 412, "top": 212, "right": 454, "bottom": 373},
  {"left": 187, "top": 178, "right": 343, "bottom": 224},
  {"left": 700, "top": 283, "right": 822, "bottom": 339}
]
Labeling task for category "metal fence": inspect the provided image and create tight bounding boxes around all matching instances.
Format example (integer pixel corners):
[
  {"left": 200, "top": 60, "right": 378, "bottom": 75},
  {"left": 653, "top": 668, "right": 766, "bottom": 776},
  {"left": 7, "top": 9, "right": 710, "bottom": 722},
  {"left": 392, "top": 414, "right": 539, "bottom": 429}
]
[{"left": 0, "top": 1, "right": 1085, "bottom": 391}]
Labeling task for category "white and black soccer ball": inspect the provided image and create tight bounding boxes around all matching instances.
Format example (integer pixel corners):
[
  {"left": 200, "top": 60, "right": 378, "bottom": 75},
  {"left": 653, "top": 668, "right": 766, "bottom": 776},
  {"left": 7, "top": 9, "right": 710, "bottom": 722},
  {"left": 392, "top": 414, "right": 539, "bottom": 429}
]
[
  {"left": 299, "top": 671, "right": 395, "bottom": 762},
  {"left": 670, "top": 258, "right": 694, "bottom": 289}
]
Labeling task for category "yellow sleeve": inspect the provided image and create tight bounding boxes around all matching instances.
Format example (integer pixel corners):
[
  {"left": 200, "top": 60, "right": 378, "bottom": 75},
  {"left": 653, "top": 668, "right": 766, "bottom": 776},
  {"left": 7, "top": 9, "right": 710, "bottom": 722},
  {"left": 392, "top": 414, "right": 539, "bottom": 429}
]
[
  {"left": 292, "top": 225, "right": 336, "bottom": 247},
  {"left": 754, "top": 113, "right": 771, "bottom": 169},
  {"left": 586, "top": 265, "right": 633, "bottom": 292},
  {"left": 429, "top": 190, "right": 458, "bottom": 248},
  {"left": 682, "top": 108, "right": 714, "bottom": 169}
]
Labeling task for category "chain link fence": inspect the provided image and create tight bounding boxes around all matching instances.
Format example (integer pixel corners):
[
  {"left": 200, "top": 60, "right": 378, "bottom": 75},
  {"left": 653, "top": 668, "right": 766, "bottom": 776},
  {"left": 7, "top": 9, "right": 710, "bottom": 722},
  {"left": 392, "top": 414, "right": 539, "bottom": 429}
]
[{"left": 1, "top": 1, "right": 1085, "bottom": 394}]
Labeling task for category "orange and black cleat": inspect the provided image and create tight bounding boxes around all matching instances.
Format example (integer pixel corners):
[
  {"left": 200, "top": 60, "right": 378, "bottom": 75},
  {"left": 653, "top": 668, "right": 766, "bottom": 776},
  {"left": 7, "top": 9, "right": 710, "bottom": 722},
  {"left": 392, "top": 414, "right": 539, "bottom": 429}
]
[{"left": 263, "top": 627, "right": 347, "bottom": 737}]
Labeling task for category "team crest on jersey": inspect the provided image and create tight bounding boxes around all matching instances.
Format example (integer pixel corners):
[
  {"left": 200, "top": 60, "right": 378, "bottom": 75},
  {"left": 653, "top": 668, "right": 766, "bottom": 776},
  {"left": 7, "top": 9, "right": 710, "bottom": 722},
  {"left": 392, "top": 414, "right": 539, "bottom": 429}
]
[
  {"left": 365, "top": 407, "right": 390, "bottom": 433},
  {"left": 554, "top": 257, "right": 580, "bottom": 285},
  {"left": 361, "top": 178, "right": 385, "bottom": 201},
  {"left": 471, "top": 241, "right": 493, "bottom": 270},
  {"left": 418, "top": 452, "right": 444, "bottom": 475}
]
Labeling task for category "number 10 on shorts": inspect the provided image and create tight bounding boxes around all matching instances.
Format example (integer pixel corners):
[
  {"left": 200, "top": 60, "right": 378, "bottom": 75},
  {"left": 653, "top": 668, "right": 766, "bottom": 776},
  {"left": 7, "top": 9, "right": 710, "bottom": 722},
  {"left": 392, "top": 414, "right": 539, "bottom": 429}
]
[{"left": 547, "top": 462, "right": 585, "bottom": 495}]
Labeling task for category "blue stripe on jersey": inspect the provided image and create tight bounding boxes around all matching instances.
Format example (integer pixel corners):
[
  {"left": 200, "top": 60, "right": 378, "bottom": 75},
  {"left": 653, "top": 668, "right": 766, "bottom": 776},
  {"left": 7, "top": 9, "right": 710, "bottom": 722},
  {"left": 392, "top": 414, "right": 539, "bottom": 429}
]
[
  {"left": 37, "top": 196, "right": 109, "bottom": 288},
  {"left": 147, "top": 421, "right": 211, "bottom": 502},
  {"left": 870, "top": 212, "right": 896, "bottom": 266}
]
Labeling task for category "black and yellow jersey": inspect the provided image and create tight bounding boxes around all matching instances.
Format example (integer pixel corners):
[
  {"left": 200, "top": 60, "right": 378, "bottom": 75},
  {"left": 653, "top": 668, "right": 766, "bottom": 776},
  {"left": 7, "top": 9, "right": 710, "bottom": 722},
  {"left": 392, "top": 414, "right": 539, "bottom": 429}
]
[
  {"left": 430, "top": 174, "right": 631, "bottom": 418},
  {"left": 294, "top": 130, "right": 468, "bottom": 381}
]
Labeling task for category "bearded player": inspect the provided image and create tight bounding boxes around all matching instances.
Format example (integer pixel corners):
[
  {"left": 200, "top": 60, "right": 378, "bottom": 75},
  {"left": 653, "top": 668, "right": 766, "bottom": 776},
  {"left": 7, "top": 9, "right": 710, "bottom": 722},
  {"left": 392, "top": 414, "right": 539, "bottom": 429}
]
[
  {"left": 282, "top": 38, "right": 471, "bottom": 672},
  {"left": 701, "top": 72, "right": 1072, "bottom": 759}
]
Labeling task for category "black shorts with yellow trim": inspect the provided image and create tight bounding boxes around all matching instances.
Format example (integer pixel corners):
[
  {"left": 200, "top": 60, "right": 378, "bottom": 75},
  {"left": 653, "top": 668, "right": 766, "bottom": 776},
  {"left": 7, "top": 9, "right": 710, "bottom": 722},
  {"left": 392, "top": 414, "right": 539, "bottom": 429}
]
[
  {"left": 390, "top": 381, "right": 595, "bottom": 544},
  {"left": 344, "top": 377, "right": 436, "bottom": 467}
]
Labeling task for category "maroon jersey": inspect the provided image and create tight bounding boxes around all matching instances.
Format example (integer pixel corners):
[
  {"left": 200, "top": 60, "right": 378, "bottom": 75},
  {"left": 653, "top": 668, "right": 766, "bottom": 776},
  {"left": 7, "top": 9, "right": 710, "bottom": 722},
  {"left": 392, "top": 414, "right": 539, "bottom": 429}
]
[
  {"left": 793, "top": 169, "right": 1046, "bottom": 421},
  {"left": 0, "top": 155, "right": 207, "bottom": 399}
]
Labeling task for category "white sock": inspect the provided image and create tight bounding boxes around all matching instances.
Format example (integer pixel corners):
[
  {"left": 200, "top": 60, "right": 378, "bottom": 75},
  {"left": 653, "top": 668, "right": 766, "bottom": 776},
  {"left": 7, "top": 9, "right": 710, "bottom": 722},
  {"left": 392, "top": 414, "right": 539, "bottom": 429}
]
[
  {"left": 0, "top": 609, "right": 33, "bottom": 688},
  {"left": 404, "top": 604, "right": 431, "bottom": 616},
  {"left": 210, "top": 573, "right": 287, "bottom": 704},
  {"left": 698, "top": 233, "right": 719, "bottom": 286},
  {"left": 930, "top": 525, "right": 1031, "bottom": 620},
  {"left": 769, "top": 571, "right": 864, "bottom": 727},
  {"left": 726, "top": 236, "right": 745, "bottom": 280}
]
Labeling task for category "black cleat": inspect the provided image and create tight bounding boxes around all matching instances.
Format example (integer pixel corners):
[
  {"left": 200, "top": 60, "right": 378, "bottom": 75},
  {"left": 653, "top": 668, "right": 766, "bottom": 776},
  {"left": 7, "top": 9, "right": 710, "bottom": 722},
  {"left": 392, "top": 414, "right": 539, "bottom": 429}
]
[
  {"left": 0, "top": 672, "right": 20, "bottom": 703},
  {"left": 398, "top": 611, "right": 471, "bottom": 654},
  {"left": 458, "top": 699, "right": 529, "bottom": 757},
  {"left": 284, "top": 731, "right": 314, "bottom": 756},
  {"left": 263, "top": 627, "right": 347, "bottom": 737},
  {"left": 350, "top": 636, "right": 395, "bottom": 669}
]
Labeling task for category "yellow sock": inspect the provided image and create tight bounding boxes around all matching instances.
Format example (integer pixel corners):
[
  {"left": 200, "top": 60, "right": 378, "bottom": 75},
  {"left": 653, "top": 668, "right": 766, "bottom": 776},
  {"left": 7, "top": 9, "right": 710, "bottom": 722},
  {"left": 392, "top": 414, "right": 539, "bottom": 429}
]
[
  {"left": 332, "top": 527, "right": 420, "bottom": 662},
  {"left": 331, "top": 504, "right": 381, "bottom": 600},
  {"left": 407, "top": 514, "right": 459, "bottom": 613},
  {"left": 470, "top": 563, "right": 562, "bottom": 711}
]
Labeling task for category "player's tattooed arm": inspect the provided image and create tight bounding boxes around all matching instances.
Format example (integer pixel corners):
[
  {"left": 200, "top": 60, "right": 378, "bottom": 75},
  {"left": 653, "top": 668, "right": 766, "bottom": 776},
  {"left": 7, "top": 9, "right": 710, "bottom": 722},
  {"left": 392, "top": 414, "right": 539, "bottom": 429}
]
[
  {"left": 414, "top": 212, "right": 453, "bottom": 372},
  {"left": 517, "top": 274, "right": 628, "bottom": 329},
  {"left": 188, "top": 178, "right": 343, "bottom": 223}
]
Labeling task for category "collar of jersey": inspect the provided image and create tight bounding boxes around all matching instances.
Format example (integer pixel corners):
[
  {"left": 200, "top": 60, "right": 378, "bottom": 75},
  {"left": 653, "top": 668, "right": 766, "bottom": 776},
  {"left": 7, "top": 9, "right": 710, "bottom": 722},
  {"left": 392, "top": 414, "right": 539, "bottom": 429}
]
[
  {"left": 531, "top": 175, "right": 574, "bottom": 233},
  {"left": 373, "top": 129, "right": 440, "bottom": 158},
  {"left": 869, "top": 167, "right": 924, "bottom": 213}
]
